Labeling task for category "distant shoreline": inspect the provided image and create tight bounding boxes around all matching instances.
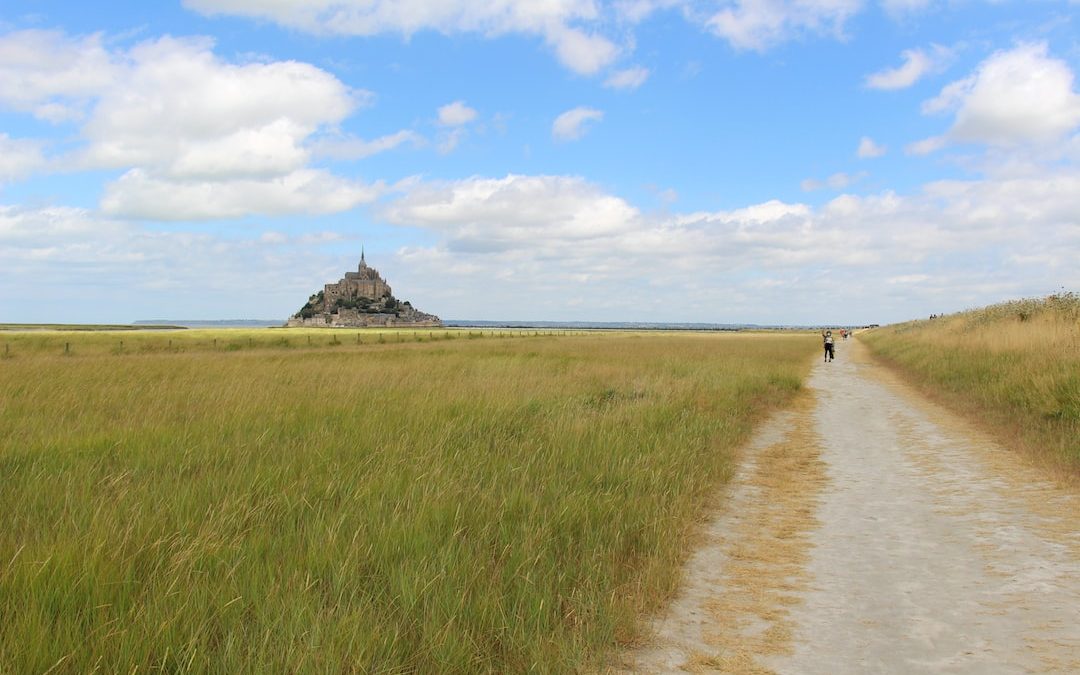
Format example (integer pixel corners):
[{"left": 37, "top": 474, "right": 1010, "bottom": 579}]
[
  {"left": 1, "top": 323, "right": 186, "bottom": 331},
  {"left": 2, "top": 319, "right": 869, "bottom": 331},
  {"left": 134, "top": 319, "right": 867, "bottom": 330}
]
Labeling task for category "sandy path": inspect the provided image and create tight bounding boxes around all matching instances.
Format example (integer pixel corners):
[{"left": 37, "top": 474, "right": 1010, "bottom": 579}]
[{"left": 617, "top": 338, "right": 1080, "bottom": 673}]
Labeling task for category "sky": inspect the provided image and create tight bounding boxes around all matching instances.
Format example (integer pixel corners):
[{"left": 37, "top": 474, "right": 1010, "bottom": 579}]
[{"left": 1, "top": 1, "right": 1078, "bottom": 325}]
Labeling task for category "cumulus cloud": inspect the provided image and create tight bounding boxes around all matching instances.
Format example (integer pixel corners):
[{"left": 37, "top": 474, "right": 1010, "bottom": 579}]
[
  {"left": 381, "top": 174, "right": 640, "bottom": 251},
  {"left": 100, "top": 168, "right": 381, "bottom": 220},
  {"left": 6, "top": 163, "right": 1079, "bottom": 323},
  {"left": 374, "top": 168, "right": 1080, "bottom": 323},
  {"left": 182, "top": 0, "right": 621, "bottom": 75},
  {"left": 552, "top": 106, "right": 604, "bottom": 141},
  {"left": 0, "top": 134, "right": 46, "bottom": 181},
  {"left": 918, "top": 42, "right": 1080, "bottom": 150},
  {"left": 78, "top": 36, "right": 357, "bottom": 178},
  {"left": 311, "top": 130, "right": 422, "bottom": 160},
  {"left": 0, "top": 29, "right": 392, "bottom": 219},
  {"left": 704, "top": 0, "right": 862, "bottom": 51},
  {"left": 437, "top": 100, "right": 478, "bottom": 127},
  {"left": 614, "top": 0, "right": 685, "bottom": 23},
  {"left": 0, "top": 29, "right": 118, "bottom": 121},
  {"left": 865, "top": 46, "right": 947, "bottom": 90},
  {"left": 604, "top": 66, "right": 650, "bottom": 90},
  {"left": 905, "top": 135, "right": 946, "bottom": 156},
  {"left": 0, "top": 204, "right": 366, "bottom": 322},
  {"left": 801, "top": 172, "right": 866, "bottom": 192},
  {"left": 857, "top": 136, "right": 887, "bottom": 158}
]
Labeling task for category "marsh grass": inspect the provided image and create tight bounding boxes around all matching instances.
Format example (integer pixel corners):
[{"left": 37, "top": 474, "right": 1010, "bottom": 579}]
[
  {"left": 0, "top": 331, "right": 815, "bottom": 672},
  {"left": 860, "top": 293, "right": 1080, "bottom": 476},
  {"left": 0, "top": 327, "right": 575, "bottom": 359}
]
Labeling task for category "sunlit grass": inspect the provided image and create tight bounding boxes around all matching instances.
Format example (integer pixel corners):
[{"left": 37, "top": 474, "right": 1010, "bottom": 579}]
[
  {"left": 0, "top": 326, "right": 572, "bottom": 358},
  {"left": 860, "top": 293, "right": 1080, "bottom": 476},
  {"left": 0, "top": 331, "right": 816, "bottom": 672}
]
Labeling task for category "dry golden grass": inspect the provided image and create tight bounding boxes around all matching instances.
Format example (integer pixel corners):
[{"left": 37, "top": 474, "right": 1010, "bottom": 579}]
[
  {"left": 696, "top": 392, "right": 826, "bottom": 673},
  {"left": 0, "top": 330, "right": 817, "bottom": 673},
  {"left": 860, "top": 293, "right": 1080, "bottom": 481},
  {"left": 611, "top": 391, "right": 826, "bottom": 674}
]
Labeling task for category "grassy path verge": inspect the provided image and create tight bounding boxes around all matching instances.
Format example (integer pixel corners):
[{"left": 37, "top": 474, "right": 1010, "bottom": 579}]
[
  {"left": 1, "top": 332, "right": 815, "bottom": 672},
  {"left": 859, "top": 294, "right": 1080, "bottom": 479}
]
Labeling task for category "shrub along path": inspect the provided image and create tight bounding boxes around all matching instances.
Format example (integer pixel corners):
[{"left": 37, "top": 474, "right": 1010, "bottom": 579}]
[{"left": 618, "top": 337, "right": 1080, "bottom": 673}]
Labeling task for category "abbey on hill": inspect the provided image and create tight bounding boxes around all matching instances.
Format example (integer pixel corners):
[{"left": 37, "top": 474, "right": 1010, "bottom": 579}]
[{"left": 286, "top": 251, "right": 440, "bottom": 328}]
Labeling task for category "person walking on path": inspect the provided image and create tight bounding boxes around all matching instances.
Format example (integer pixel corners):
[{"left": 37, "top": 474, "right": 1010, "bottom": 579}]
[{"left": 823, "top": 330, "right": 835, "bottom": 362}]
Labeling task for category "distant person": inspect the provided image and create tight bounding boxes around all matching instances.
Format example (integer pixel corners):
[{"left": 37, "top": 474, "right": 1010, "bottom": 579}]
[{"left": 823, "top": 330, "right": 835, "bottom": 362}]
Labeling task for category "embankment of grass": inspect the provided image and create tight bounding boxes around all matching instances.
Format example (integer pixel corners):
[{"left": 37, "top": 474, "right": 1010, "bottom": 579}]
[
  {"left": 0, "top": 332, "right": 816, "bottom": 672},
  {"left": 860, "top": 293, "right": 1080, "bottom": 477}
]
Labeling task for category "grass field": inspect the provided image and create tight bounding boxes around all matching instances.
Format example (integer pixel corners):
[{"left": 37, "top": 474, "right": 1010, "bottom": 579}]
[
  {"left": 0, "top": 326, "right": 580, "bottom": 358},
  {"left": 0, "top": 330, "right": 816, "bottom": 672},
  {"left": 860, "top": 293, "right": 1080, "bottom": 477}
]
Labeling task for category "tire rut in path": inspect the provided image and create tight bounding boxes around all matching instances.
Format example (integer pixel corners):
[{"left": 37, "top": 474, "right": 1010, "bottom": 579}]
[{"left": 615, "top": 338, "right": 1080, "bottom": 673}]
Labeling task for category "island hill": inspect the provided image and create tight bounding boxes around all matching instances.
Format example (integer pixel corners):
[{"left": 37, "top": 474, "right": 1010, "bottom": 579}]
[{"left": 286, "top": 251, "right": 441, "bottom": 328}]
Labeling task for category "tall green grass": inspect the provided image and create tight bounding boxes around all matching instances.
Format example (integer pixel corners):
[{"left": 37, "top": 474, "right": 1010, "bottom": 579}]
[
  {"left": 0, "top": 326, "right": 565, "bottom": 358},
  {"left": 861, "top": 293, "right": 1080, "bottom": 474},
  {"left": 0, "top": 332, "right": 815, "bottom": 672}
]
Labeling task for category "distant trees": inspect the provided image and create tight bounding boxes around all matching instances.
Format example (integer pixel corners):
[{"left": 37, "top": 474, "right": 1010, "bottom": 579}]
[{"left": 294, "top": 289, "right": 409, "bottom": 318}]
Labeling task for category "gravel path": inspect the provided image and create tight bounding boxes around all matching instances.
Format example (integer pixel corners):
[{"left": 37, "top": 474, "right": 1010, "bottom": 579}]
[{"left": 618, "top": 338, "right": 1080, "bottom": 673}]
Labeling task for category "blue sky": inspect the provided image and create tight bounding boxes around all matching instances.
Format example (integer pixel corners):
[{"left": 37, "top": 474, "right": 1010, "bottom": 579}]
[{"left": 1, "top": 0, "right": 1078, "bottom": 324}]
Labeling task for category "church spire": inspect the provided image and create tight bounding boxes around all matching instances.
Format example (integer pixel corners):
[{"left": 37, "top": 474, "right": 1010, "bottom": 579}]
[{"left": 360, "top": 247, "right": 366, "bottom": 267}]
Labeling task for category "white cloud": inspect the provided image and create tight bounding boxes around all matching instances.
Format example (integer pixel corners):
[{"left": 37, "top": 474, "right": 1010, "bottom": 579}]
[
  {"left": 0, "top": 134, "right": 46, "bottom": 181},
  {"left": 437, "top": 128, "right": 467, "bottom": 155},
  {"left": 865, "top": 47, "right": 939, "bottom": 90},
  {"left": 6, "top": 163, "right": 1079, "bottom": 323},
  {"left": 614, "top": 0, "right": 685, "bottom": 23},
  {"left": 547, "top": 25, "right": 621, "bottom": 75},
  {"left": 0, "top": 30, "right": 118, "bottom": 121},
  {"left": 437, "top": 100, "right": 478, "bottom": 127},
  {"left": 0, "top": 29, "right": 387, "bottom": 219},
  {"left": 372, "top": 167, "right": 1080, "bottom": 323},
  {"left": 801, "top": 172, "right": 865, "bottom": 191},
  {"left": 604, "top": 66, "right": 650, "bottom": 90},
  {"left": 887, "top": 274, "right": 930, "bottom": 285},
  {"left": 311, "top": 130, "right": 422, "bottom": 160},
  {"left": 100, "top": 168, "right": 381, "bottom": 220},
  {"left": 80, "top": 36, "right": 357, "bottom": 178},
  {"left": 704, "top": 0, "right": 862, "bottom": 51},
  {"left": 433, "top": 102, "right": 478, "bottom": 154},
  {"left": 552, "top": 106, "right": 604, "bottom": 141},
  {"left": 857, "top": 136, "right": 887, "bottom": 158},
  {"left": 921, "top": 42, "right": 1080, "bottom": 148},
  {"left": 182, "top": 0, "right": 620, "bottom": 75},
  {"left": 0, "top": 204, "right": 370, "bottom": 322},
  {"left": 381, "top": 174, "right": 640, "bottom": 251},
  {"left": 905, "top": 135, "right": 947, "bottom": 156}
]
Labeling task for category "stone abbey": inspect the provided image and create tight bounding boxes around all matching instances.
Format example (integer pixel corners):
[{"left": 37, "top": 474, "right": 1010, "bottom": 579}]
[{"left": 286, "top": 251, "right": 441, "bottom": 328}]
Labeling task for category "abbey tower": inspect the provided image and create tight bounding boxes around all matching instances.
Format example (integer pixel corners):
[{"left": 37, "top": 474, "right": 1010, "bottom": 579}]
[{"left": 321, "top": 249, "right": 392, "bottom": 312}]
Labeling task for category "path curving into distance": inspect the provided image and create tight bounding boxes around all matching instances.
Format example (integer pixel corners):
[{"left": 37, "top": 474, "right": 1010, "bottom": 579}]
[{"left": 617, "top": 337, "right": 1080, "bottom": 674}]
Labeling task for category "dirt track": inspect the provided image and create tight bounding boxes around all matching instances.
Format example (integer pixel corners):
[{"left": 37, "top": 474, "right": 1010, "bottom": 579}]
[{"left": 618, "top": 337, "right": 1080, "bottom": 673}]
